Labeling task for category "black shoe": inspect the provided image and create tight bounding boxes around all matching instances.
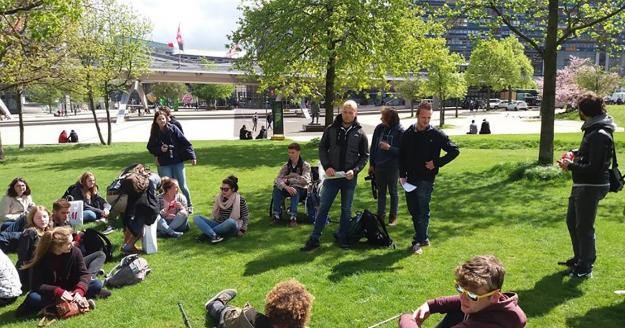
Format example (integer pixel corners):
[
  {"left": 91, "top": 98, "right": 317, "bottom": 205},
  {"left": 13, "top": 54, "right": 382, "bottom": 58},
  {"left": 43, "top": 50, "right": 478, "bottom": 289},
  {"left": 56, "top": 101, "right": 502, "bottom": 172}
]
[
  {"left": 300, "top": 239, "right": 320, "bottom": 252},
  {"left": 557, "top": 258, "right": 577, "bottom": 267},
  {"left": 271, "top": 215, "right": 281, "bottom": 225},
  {"left": 205, "top": 289, "right": 237, "bottom": 311},
  {"left": 566, "top": 266, "right": 593, "bottom": 279},
  {"left": 98, "top": 289, "right": 112, "bottom": 299},
  {"left": 340, "top": 242, "right": 351, "bottom": 250}
]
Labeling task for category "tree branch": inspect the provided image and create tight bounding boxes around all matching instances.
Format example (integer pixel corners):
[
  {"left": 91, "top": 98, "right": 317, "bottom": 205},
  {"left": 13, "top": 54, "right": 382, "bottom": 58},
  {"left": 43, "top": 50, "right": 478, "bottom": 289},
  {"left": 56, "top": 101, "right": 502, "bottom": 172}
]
[
  {"left": 487, "top": 2, "right": 543, "bottom": 56},
  {"left": 558, "top": 4, "right": 625, "bottom": 45},
  {"left": 0, "top": 1, "right": 44, "bottom": 16}
]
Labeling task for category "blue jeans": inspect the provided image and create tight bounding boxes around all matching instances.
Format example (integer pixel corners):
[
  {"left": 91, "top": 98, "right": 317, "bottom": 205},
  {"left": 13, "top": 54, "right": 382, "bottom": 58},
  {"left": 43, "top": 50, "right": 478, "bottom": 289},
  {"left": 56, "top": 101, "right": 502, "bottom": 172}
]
[
  {"left": 158, "top": 162, "right": 192, "bottom": 207},
  {"left": 157, "top": 215, "right": 189, "bottom": 234},
  {"left": 405, "top": 180, "right": 434, "bottom": 245},
  {"left": 0, "top": 214, "right": 26, "bottom": 232},
  {"left": 566, "top": 185, "right": 609, "bottom": 271},
  {"left": 310, "top": 177, "right": 357, "bottom": 242},
  {"left": 0, "top": 231, "right": 21, "bottom": 253},
  {"left": 83, "top": 210, "right": 100, "bottom": 223},
  {"left": 16, "top": 279, "right": 102, "bottom": 316},
  {"left": 272, "top": 186, "right": 307, "bottom": 217},
  {"left": 193, "top": 216, "right": 238, "bottom": 238}
]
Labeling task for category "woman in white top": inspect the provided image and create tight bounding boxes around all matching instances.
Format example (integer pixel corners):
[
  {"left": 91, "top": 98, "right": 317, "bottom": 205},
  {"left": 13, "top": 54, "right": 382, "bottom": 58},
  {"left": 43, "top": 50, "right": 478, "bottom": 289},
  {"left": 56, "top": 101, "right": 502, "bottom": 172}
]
[{"left": 0, "top": 177, "right": 35, "bottom": 232}]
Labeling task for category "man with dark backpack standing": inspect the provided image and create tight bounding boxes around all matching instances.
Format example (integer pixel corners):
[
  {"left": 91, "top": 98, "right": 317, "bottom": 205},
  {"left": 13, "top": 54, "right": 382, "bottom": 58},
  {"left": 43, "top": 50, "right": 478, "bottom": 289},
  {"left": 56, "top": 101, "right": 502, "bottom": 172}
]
[
  {"left": 557, "top": 92, "right": 616, "bottom": 278},
  {"left": 400, "top": 102, "right": 459, "bottom": 255}
]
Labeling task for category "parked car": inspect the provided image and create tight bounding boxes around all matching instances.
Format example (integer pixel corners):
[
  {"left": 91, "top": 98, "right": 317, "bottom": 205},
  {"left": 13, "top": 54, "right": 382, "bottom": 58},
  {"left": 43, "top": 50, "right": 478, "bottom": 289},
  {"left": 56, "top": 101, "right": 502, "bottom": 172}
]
[
  {"left": 488, "top": 98, "right": 501, "bottom": 109},
  {"left": 507, "top": 100, "right": 528, "bottom": 111}
]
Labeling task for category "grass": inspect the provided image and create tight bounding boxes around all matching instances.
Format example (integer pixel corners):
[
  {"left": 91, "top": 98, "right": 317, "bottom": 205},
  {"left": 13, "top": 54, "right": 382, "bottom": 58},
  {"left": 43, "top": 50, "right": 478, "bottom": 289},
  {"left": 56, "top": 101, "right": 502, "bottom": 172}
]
[
  {"left": 556, "top": 104, "right": 625, "bottom": 127},
  {"left": 1, "top": 134, "right": 625, "bottom": 327}
]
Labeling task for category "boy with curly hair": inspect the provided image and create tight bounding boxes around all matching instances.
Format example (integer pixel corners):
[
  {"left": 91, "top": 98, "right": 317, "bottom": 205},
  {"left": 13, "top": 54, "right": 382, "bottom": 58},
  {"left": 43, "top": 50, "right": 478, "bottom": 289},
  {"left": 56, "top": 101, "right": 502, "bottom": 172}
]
[
  {"left": 399, "top": 255, "right": 526, "bottom": 328},
  {"left": 205, "top": 279, "right": 314, "bottom": 328}
]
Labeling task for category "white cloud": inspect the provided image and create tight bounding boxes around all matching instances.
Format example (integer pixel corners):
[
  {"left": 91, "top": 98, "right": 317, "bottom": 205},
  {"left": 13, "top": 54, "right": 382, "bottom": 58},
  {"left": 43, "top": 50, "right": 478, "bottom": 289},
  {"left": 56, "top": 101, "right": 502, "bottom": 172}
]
[{"left": 119, "top": 0, "right": 242, "bottom": 51}]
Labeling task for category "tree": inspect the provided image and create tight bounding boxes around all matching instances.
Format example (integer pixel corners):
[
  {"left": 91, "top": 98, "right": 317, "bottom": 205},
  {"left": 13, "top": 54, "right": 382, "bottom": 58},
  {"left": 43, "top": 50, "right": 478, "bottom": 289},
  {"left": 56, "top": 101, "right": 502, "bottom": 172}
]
[
  {"left": 575, "top": 64, "right": 621, "bottom": 97},
  {"left": 231, "top": 0, "right": 438, "bottom": 126},
  {"left": 152, "top": 83, "right": 188, "bottom": 105},
  {"left": 452, "top": 0, "right": 625, "bottom": 164},
  {"left": 396, "top": 79, "right": 426, "bottom": 117},
  {"left": 191, "top": 84, "right": 235, "bottom": 109},
  {"left": 422, "top": 46, "right": 467, "bottom": 126},
  {"left": 66, "top": 0, "right": 152, "bottom": 145},
  {"left": 465, "top": 38, "right": 518, "bottom": 110},
  {"left": 503, "top": 36, "right": 535, "bottom": 101},
  {"left": 26, "top": 83, "right": 64, "bottom": 113}
]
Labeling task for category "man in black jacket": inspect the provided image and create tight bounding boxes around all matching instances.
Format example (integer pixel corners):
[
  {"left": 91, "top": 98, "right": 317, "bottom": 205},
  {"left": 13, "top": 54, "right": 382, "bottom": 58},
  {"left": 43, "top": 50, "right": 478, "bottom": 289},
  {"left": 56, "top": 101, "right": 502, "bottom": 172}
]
[
  {"left": 557, "top": 92, "right": 615, "bottom": 278},
  {"left": 399, "top": 102, "right": 459, "bottom": 255},
  {"left": 301, "top": 100, "right": 369, "bottom": 251}
]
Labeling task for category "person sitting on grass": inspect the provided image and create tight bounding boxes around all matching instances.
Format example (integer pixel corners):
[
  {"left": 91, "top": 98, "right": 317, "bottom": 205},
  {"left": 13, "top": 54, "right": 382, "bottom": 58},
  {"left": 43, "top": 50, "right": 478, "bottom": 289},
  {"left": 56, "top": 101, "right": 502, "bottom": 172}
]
[
  {"left": 63, "top": 172, "right": 111, "bottom": 224},
  {"left": 0, "top": 249, "right": 21, "bottom": 307},
  {"left": 194, "top": 176, "right": 249, "bottom": 244},
  {"left": 16, "top": 206, "right": 53, "bottom": 292},
  {"left": 51, "top": 199, "right": 71, "bottom": 227},
  {"left": 157, "top": 177, "right": 189, "bottom": 238},
  {"left": 256, "top": 125, "right": 268, "bottom": 139},
  {"left": 0, "top": 177, "right": 35, "bottom": 233},
  {"left": 15, "top": 226, "right": 111, "bottom": 317},
  {"left": 271, "top": 142, "right": 311, "bottom": 227},
  {"left": 205, "top": 279, "right": 314, "bottom": 328},
  {"left": 399, "top": 255, "right": 526, "bottom": 328}
]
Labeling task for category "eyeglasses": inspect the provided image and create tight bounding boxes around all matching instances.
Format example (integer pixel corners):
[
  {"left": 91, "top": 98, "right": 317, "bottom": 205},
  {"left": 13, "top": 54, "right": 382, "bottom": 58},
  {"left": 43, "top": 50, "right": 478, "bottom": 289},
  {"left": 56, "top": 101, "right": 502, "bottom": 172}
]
[
  {"left": 454, "top": 282, "right": 499, "bottom": 302},
  {"left": 220, "top": 187, "right": 231, "bottom": 192}
]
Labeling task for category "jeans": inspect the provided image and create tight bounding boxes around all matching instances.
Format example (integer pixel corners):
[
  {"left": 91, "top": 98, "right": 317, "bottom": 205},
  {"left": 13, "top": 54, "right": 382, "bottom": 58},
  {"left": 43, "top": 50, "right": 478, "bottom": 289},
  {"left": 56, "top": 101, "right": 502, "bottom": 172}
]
[
  {"left": 83, "top": 210, "right": 100, "bottom": 223},
  {"left": 0, "top": 214, "right": 26, "bottom": 232},
  {"left": 158, "top": 162, "right": 192, "bottom": 207},
  {"left": 157, "top": 215, "right": 189, "bottom": 234},
  {"left": 0, "top": 231, "right": 21, "bottom": 253},
  {"left": 16, "top": 279, "right": 102, "bottom": 316},
  {"left": 405, "top": 180, "right": 434, "bottom": 245},
  {"left": 272, "top": 186, "right": 307, "bottom": 218},
  {"left": 566, "top": 185, "right": 609, "bottom": 271},
  {"left": 375, "top": 166, "right": 399, "bottom": 217},
  {"left": 83, "top": 251, "right": 106, "bottom": 276},
  {"left": 194, "top": 216, "right": 238, "bottom": 238},
  {"left": 310, "top": 177, "right": 357, "bottom": 242}
]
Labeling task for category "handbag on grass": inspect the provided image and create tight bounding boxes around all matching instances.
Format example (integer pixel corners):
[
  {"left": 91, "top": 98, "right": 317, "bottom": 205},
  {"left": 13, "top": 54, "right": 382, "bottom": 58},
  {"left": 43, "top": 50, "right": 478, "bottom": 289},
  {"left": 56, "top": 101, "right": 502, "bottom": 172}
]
[
  {"left": 38, "top": 299, "right": 92, "bottom": 327},
  {"left": 609, "top": 142, "right": 624, "bottom": 192}
]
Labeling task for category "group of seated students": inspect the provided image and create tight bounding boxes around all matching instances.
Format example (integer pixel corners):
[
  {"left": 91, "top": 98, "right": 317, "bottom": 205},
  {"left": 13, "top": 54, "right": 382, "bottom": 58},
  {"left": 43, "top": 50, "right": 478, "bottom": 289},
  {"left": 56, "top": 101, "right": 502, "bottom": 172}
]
[{"left": 240, "top": 124, "right": 268, "bottom": 140}]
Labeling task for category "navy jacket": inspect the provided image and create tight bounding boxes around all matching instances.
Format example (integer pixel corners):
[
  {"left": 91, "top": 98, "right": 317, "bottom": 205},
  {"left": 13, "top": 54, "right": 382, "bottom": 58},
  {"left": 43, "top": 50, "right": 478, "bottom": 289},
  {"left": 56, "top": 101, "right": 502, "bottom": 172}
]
[
  {"left": 147, "top": 124, "right": 196, "bottom": 166},
  {"left": 370, "top": 123, "right": 404, "bottom": 169},
  {"left": 399, "top": 124, "right": 459, "bottom": 183}
]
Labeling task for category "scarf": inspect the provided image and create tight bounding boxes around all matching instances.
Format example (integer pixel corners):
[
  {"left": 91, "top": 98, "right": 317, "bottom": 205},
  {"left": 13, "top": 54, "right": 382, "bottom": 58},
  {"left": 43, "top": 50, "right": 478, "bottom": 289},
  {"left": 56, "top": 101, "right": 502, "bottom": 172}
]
[{"left": 212, "top": 192, "right": 241, "bottom": 220}]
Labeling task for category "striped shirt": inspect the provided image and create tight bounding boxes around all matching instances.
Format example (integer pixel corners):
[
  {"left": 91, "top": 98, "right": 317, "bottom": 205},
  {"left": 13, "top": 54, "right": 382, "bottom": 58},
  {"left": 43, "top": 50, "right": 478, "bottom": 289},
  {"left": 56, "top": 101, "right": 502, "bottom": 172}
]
[{"left": 215, "top": 196, "right": 249, "bottom": 231}]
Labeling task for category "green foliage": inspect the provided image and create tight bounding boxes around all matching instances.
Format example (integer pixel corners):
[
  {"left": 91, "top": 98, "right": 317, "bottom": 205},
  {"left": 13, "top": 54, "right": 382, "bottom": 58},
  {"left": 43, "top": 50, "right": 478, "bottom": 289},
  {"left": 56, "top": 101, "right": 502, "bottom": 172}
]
[
  {"left": 396, "top": 79, "right": 425, "bottom": 102},
  {"left": 465, "top": 38, "right": 520, "bottom": 93},
  {"left": 191, "top": 84, "right": 235, "bottom": 106},
  {"left": 25, "top": 83, "right": 64, "bottom": 112},
  {"left": 151, "top": 82, "right": 188, "bottom": 103},
  {"left": 575, "top": 65, "right": 621, "bottom": 97}
]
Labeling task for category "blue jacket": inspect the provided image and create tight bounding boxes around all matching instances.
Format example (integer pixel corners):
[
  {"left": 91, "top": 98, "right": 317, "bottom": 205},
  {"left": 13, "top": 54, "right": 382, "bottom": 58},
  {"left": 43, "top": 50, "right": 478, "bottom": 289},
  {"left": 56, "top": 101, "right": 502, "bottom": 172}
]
[
  {"left": 370, "top": 123, "right": 404, "bottom": 169},
  {"left": 147, "top": 124, "right": 196, "bottom": 166}
]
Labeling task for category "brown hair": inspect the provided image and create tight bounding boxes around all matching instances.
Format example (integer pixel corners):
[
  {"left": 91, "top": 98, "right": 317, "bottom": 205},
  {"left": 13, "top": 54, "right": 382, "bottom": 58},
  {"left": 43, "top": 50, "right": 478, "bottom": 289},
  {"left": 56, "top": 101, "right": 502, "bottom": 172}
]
[
  {"left": 150, "top": 111, "right": 168, "bottom": 138},
  {"left": 21, "top": 226, "right": 72, "bottom": 270},
  {"left": 25, "top": 205, "right": 52, "bottom": 235},
  {"left": 287, "top": 143, "right": 301, "bottom": 151},
  {"left": 577, "top": 92, "right": 606, "bottom": 117},
  {"left": 222, "top": 175, "right": 239, "bottom": 192},
  {"left": 53, "top": 199, "right": 70, "bottom": 212},
  {"left": 416, "top": 101, "right": 433, "bottom": 115},
  {"left": 265, "top": 279, "right": 314, "bottom": 328},
  {"left": 161, "top": 176, "right": 179, "bottom": 193},
  {"left": 79, "top": 172, "right": 98, "bottom": 198},
  {"left": 381, "top": 107, "right": 400, "bottom": 127},
  {"left": 6, "top": 177, "right": 31, "bottom": 197},
  {"left": 455, "top": 255, "right": 505, "bottom": 292}
]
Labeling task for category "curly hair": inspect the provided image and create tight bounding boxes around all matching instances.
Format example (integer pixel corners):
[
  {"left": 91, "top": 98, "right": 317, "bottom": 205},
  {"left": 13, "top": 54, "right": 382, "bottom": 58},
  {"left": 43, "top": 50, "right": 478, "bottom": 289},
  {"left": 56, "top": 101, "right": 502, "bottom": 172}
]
[
  {"left": 577, "top": 92, "right": 606, "bottom": 117},
  {"left": 455, "top": 255, "right": 505, "bottom": 292},
  {"left": 265, "top": 279, "right": 314, "bottom": 328}
]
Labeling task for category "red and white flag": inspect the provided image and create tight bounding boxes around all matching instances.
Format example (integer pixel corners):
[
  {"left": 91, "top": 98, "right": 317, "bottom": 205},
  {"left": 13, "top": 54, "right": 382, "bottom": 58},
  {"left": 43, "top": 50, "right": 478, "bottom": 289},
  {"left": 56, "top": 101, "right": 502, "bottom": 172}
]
[{"left": 176, "top": 24, "right": 184, "bottom": 51}]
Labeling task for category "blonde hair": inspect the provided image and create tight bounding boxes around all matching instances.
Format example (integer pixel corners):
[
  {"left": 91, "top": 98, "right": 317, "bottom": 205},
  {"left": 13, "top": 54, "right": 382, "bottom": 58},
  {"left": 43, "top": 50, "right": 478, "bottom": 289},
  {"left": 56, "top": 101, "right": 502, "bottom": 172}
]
[
  {"left": 342, "top": 100, "right": 358, "bottom": 111},
  {"left": 25, "top": 205, "right": 52, "bottom": 236},
  {"left": 79, "top": 171, "right": 98, "bottom": 199},
  {"left": 21, "top": 226, "right": 73, "bottom": 270},
  {"left": 265, "top": 279, "right": 314, "bottom": 328}
]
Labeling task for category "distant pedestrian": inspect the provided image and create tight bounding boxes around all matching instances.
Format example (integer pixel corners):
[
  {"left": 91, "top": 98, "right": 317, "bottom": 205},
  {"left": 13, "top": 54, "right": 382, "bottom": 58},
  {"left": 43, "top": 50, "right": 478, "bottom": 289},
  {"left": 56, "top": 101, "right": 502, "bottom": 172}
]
[
  {"left": 267, "top": 113, "right": 273, "bottom": 129},
  {"left": 467, "top": 120, "right": 478, "bottom": 134},
  {"left": 310, "top": 102, "right": 320, "bottom": 125},
  {"left": 58, "top": 130, "right": 69, "bottom": 143},
  {"left": 256, "top": 126, "right": 268, "bottom": 139},
  {"left": 68, "top": 130, "right": 79, "bottom": 143},
  {"left": 252, "top": 112, "right": 258, "bottom": 131},
  {"left": 479, "top": 119, "right": 491, "bottom": 134}
]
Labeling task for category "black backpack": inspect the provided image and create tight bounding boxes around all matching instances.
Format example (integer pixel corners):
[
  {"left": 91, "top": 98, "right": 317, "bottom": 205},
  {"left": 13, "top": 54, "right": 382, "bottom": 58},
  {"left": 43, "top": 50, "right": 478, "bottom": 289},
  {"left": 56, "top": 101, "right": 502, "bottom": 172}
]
[
  {"left": 82, "top": 228, "right": 113, "bottom": 262},
  {"left": 347, "top": 210, "right": 394, "bottom": 247},
  {"left": 134, "top": 182, "right": 159, "bottom": 226}
]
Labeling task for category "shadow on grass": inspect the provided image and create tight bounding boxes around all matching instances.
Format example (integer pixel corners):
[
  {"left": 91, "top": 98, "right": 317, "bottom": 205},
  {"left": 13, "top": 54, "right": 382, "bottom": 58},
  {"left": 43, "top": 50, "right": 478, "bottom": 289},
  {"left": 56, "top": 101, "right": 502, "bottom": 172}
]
[
  {"left": 516, "top": 271, "right": 584, "bottom": 318},
  {"left": 244, "top": 247, "right": 331, "bottom": 276},
  {"left": 327, "top": 249, "right": 410, "bottom": 282},
  {"left": 566, "top": 299, "right": 625, "bottom": 328},
  {"left": 0, "top": 308, "right": 35, "bottom": 326}
]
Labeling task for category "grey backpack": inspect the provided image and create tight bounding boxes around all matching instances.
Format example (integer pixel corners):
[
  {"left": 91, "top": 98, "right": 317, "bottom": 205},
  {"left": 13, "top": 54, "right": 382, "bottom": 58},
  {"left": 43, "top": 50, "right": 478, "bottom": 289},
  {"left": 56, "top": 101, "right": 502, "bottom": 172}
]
[{"left": 104, "top": 254, "right": 150, "bottom": 288}]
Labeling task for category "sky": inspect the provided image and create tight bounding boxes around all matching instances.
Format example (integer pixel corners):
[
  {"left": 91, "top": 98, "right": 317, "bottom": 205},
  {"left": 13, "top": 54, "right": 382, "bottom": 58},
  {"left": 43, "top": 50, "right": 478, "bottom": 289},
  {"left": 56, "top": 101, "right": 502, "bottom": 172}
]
[{"left": 119, "top": 0, "right": 242, "bottom": 53}]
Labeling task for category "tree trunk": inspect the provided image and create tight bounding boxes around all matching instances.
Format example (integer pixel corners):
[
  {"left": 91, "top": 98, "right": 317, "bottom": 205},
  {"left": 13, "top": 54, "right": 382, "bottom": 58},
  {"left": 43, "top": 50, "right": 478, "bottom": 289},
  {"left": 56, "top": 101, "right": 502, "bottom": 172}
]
[
  {"left": 324, "top": 52, "right": 337, "bottom": 127},
  {"left": 88, "top": 88, "right": 106, "bottom": 145},
  {"left": 538, "top": 0, "right": 559, "bottom": 165},
  {"left": 0, "top": 126, "right": 4, "bottom": 161},
  {"left": 485, "top": 88, "right": 491, "bottom": 111},
  {"left": 439, "top": 95, "right": 446, "bottom": 127},
  {"left": 103, "top": 88, "right": 112, "bottom": 145},
  {"left": 508, "top": 85, "right": 513, "bottom": 102},
  {"left": 410, "top": 99, "right": 415, "bottom": 117},
  {"left": 17, "top": 88, "right": 24, "bottom": 149},
  {"left": 455, "top": 101, "right": 458, "bottom": 118}
]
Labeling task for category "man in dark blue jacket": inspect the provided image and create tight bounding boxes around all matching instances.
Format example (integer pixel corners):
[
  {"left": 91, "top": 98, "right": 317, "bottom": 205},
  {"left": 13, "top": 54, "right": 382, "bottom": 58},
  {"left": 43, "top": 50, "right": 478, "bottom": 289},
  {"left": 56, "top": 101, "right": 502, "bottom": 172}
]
[
  {"left": 557, "top": 92, "right": 615, "bottom": 278},
  {"left": 399, "top": 102, "right": 459, "bottom": 255},
  {"left": 301, "top": 100, "right": 369, "bottom": 251}
]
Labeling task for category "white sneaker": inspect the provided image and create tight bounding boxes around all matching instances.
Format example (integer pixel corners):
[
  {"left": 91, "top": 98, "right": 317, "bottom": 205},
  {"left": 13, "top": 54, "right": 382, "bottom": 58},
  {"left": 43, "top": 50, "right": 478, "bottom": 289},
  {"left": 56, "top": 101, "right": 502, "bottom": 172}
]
[{"left": 412, "top": 244, "right": 423, "bottom": 255}]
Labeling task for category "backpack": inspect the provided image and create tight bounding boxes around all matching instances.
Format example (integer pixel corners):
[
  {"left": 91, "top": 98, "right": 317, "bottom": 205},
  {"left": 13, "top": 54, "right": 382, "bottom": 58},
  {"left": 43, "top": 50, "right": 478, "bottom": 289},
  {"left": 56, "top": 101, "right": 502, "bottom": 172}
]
[
  {"left": 133, "top": 181, "right": 159, "bottom": 226},
  {"left": 348, "top": 210, "right": 394, "bottom": 247},
  {"left": 347, "top": 212, "right": 365, "bottom": 245},
  {"left": 81, "top": 228, "right": 113, "bottom": 262},
  {"left": 107, "top": 164, "right": 150, "bottom": 196},
  {"left": 104, "top": 254, "right": 150, "bottom": 288}
]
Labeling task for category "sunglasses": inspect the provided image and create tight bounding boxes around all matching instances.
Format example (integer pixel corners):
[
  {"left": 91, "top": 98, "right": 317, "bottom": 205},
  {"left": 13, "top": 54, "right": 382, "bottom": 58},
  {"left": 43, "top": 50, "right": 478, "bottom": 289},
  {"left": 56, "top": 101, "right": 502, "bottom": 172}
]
[
  {"left": 454, "top": 282, "right": 499, "bottom": 302},
  {"left": 220, "top": 187, "right": 231, "bottom": 192}
]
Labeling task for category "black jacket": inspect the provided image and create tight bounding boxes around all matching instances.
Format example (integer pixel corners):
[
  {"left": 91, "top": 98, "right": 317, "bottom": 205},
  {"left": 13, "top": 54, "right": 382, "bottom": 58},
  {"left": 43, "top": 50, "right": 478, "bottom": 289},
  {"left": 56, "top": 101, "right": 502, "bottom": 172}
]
[
  {"left": 399, "top": 124, "right": 459, "bottom": 183},
  {"left": 570, "top": 114, "right": 615, "bottom": 185},
  {"left": 147, "top": 123, "right": 196, "bottom": 166},
  {"left": 370, "top": 123, "right": 404, "bottom": 169},
  {"left": 63, "top": 182, "right": 109, "bottom": 215},
  {"left": 319, "top": 115, "right": 369, "bottom": 174}
]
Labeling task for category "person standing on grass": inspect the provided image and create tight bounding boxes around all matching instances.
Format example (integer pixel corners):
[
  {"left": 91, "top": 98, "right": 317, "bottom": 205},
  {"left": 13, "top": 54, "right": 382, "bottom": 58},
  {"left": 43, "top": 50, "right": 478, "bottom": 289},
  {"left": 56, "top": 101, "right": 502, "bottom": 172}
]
[
  {"left": 557, "top": 92, "right": 615, "bottom": 278},
  {"left": 301, "top": 100, "right": 369, "bottom": 251},
  {"left": 147, "top": 110, "right": 197, "bottom": 214},
  {"left": 399, "top": 101, "right": 459, "bottom": 255},
  {"left": 369, "top": 107, "right": 404, "bottom": 226},
  {"left": 399, "top": 255, "right": 526, "bottom": 328}
]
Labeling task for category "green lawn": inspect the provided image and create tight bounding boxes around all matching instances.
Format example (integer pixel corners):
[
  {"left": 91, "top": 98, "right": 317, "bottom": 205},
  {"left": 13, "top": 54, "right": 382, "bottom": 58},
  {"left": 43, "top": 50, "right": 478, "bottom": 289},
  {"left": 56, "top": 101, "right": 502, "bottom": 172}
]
[
  {"left": 556, "top": 104, "right": 625, "bottom": 127},
  {"left": 1, "top": 134, "right": 624, "bottom": 327}
]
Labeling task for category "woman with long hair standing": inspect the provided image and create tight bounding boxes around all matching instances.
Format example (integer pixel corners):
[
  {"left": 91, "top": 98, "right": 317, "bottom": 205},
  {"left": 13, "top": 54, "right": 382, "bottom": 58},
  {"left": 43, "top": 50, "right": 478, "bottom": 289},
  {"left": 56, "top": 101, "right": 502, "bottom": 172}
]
[{"left": 147, "top": 110, "right": 197, "bottom": 213}]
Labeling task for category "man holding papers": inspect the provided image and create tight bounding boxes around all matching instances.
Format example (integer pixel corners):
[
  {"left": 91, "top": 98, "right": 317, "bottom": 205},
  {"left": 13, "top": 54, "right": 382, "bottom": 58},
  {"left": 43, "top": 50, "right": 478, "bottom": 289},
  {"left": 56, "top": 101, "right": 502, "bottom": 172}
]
[
  {"left": 301, "top": 100, "right": 369, "bottom": 251},
  {"left": 399, "top": 102, "right": 459, "bottom": 255}
]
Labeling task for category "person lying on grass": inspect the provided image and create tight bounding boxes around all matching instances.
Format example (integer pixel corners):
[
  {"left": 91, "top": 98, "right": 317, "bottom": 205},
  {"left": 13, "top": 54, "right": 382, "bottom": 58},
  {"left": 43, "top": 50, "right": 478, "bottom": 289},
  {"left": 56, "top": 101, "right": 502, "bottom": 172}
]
[{"left": 399, "top": 255, "right": 526, "bottom": 328}]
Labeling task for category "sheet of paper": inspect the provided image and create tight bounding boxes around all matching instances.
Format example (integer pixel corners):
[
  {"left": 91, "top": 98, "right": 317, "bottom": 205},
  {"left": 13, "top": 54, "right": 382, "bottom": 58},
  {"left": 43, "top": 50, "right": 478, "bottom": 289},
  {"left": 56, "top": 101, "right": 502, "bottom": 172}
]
[
  {"left": 324, "top": 171, "right": 346, "bottom": 179},
  {"left": 402, "top": 181, "right": 417, "bottom": 192}
]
